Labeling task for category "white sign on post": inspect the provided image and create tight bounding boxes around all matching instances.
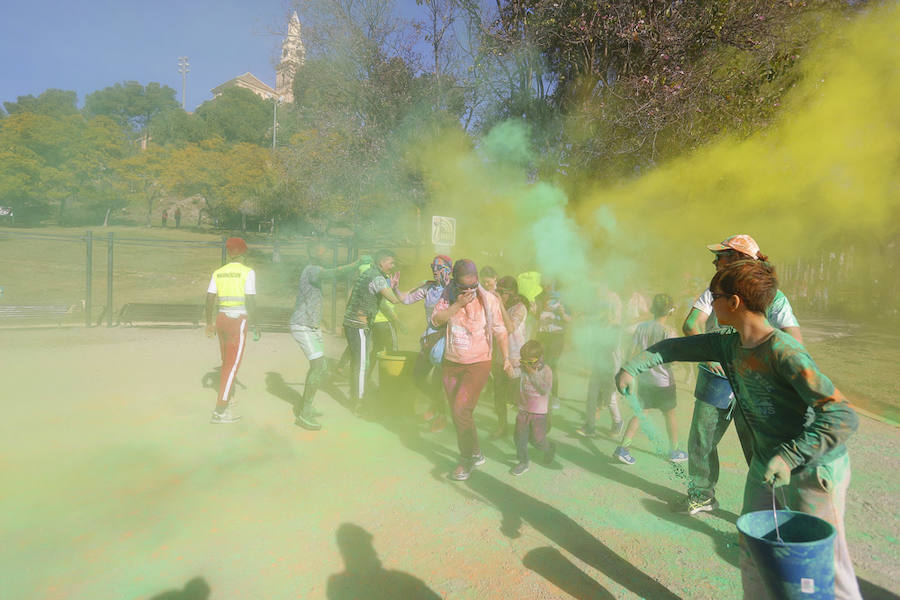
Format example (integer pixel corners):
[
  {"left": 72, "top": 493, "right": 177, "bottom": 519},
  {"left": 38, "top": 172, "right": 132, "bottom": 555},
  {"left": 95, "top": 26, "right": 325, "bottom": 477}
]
[{"left": 431, "top": 216, "right": 456, "bottom": 247}]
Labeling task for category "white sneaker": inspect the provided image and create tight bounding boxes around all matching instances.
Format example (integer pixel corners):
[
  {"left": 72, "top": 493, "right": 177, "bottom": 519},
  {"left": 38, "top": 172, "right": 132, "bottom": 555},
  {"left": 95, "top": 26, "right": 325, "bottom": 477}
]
[{"left": 210, "top": 408, "right": 241, "bottom": 424}]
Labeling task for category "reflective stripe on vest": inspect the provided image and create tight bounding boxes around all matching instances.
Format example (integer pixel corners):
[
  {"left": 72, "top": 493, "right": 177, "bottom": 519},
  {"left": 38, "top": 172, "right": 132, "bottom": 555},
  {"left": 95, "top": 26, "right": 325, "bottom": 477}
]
[{"left": 213, "top": 263, "right": 251, "bottom": 308}]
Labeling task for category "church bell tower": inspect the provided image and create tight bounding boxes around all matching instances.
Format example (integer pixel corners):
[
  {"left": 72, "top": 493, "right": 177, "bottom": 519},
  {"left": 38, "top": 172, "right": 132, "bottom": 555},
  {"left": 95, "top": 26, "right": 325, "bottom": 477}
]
[{"left": 275, "top": 12, "right": 305, "bottom": 103}]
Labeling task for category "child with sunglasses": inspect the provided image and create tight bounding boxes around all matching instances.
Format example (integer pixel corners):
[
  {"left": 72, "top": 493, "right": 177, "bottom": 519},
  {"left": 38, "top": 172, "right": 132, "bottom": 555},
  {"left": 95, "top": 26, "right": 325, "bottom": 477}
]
[{"left": 510, "top": 339, "right": 557, "bottom": 476}]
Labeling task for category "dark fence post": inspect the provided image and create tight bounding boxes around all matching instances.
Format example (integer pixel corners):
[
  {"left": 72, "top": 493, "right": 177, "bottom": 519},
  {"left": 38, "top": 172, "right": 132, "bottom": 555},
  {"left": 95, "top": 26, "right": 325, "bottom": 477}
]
[
  {"left": 331, "top": 243, "right": 338, "bottom": 332},
  {"left": 221, "top": 236, "right": 227, "bottom": 265},
  {"left": 84, "top": 231, "right": 93, "bottom": 327},
  {"left": 106, "top": 232, "right": 114, "bottom": 326}
]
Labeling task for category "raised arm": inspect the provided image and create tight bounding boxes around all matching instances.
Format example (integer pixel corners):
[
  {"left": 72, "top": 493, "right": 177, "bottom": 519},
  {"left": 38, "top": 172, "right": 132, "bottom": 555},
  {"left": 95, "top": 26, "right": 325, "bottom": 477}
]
[
  {"left": 318, "top": 260, "right": 362, "bottom": 282},
  {"left": 616, "top": 334, "right": 725, "bottom": 395}
]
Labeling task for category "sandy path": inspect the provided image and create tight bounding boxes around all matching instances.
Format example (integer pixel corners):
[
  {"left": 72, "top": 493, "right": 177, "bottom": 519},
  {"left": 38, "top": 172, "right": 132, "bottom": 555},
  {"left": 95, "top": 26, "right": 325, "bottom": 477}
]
[{"left": 1, "top": 327, "right": 897, "bottom": 599}]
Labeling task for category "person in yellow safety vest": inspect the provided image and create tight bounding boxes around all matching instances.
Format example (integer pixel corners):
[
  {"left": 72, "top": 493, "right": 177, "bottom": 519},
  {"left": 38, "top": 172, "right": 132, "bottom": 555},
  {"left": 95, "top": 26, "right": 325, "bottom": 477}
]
[{"left": 205, "top": 237, "right": 260, "bottom": 423}]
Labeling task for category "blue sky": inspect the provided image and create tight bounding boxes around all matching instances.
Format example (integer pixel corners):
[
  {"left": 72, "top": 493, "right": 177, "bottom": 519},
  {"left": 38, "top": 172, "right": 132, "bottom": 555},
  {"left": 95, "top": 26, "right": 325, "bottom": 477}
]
[{"left": 1, "top": 0, "right": 426, "bottom": 112}]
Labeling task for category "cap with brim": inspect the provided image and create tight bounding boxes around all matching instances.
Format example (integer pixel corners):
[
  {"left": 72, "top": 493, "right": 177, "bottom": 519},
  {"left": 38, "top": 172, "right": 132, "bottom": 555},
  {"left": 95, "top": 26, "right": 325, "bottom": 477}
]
[
  {"left": 225, "top": 237, "right": 248, "bottom": 257},
  {"left": 706, "top": 234, "right": 761, "bottom": 259}
]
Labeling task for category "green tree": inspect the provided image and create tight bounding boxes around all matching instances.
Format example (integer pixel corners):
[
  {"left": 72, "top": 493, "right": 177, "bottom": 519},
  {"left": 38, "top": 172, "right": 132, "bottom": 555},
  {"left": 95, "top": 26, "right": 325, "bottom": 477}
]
[
  {"left": 161, "top": 139, "right": 272, "bottom": 223},
  {"left": 147, "top": 108, "right": 208, "bottom": 146},
  {"left": 116, "top": 146, "right": 170, "bottom": 225},
  {"left": 3, "top": 89, "right": 79, "bottom": 117},
  {"left": 195, "top": 87, "right": 272, "bottom": 145},
  {"left": 84, "top": 81, "right": 179, "bottom": 135},
  {"left": 0, "top": 108, "right": 130, "bottom": 224}
]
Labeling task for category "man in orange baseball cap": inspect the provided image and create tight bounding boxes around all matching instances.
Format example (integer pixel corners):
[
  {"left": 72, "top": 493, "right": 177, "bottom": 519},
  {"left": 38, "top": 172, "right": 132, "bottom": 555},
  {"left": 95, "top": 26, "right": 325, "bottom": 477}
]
[
  {"left": 674, "top": 233, "right": 803, "bottom": 516},
  {"left": 705, "top": 234, "right": 763, "bottom": 259}
]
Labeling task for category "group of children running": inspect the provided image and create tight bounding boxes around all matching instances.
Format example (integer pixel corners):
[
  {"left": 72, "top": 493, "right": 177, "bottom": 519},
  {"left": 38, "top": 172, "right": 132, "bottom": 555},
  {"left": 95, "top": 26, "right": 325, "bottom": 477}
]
[{"left": 205, "top": 233, "right": 862, "bottom": 600}]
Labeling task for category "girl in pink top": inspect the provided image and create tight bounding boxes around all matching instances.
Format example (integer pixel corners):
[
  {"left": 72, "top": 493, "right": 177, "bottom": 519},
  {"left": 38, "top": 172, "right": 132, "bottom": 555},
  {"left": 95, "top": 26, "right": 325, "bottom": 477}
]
[
  {"left": 432, "top": 259, "right": 511, "bottom": 481},
  {"left": 510, "top": 340, "right": 557, "bottom": 476}
]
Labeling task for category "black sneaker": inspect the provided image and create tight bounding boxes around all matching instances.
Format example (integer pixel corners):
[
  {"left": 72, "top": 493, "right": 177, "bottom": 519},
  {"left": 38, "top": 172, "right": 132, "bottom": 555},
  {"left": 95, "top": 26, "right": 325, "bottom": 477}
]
[
  {"left": 294, "top": 412, "right": 322, "bottom": 431},
  {"left": 673, "top": 494, "right": 719, "bottom": 515},
  {"left": 510, "top": 462, "right": 530, "bottom": 476}
]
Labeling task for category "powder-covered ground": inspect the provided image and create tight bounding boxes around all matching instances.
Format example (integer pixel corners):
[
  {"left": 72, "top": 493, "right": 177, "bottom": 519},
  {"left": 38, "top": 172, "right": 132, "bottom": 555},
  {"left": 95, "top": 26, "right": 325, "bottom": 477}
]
[{"left": 1, "top": 326, "right": 897, "bottom": 599}]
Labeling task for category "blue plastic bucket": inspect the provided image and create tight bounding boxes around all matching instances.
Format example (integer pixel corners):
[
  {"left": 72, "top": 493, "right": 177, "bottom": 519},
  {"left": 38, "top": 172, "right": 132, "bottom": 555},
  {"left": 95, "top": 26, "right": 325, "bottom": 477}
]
[
  {"left": 737, "top": 509, "right": 836, "bottom": 599},
  {"left": 694, "top": 364, "right": 734, "bottom": 409}
]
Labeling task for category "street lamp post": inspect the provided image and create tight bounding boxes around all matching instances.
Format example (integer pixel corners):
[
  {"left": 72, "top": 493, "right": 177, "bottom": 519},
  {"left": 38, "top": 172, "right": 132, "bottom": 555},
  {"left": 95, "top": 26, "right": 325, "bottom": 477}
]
[
  {"left": 177, "top": 57, "right": 190, "bottom": 109},
  {"left": 272, "top": 95, "right": 283, "bottom": 150}
]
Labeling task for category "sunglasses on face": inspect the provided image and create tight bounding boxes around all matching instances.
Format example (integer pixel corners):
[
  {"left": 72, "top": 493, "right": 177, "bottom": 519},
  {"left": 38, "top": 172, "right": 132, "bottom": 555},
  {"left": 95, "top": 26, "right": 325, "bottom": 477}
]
[
  {"left": 713, "top": 251, "right": 740, "bottom": 264},
  {"left": 711, "top": 291, "right": 730, "bottom": 301}
]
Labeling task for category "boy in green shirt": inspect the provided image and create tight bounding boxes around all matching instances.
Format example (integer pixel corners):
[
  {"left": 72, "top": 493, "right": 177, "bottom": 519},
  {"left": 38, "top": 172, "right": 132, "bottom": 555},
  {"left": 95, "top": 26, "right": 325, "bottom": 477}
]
[{"left": 615, "top": 260, "right": 861, "bottom": 600}]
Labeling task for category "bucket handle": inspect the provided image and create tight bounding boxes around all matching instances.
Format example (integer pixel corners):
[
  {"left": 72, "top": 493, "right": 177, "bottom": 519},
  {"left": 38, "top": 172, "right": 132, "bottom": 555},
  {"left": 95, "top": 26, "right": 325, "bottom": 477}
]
[
  {"left": 771, "top": 486, "right": 784, "bottom": 543},
  {"left": 770, "top": 486, "right": 792, "bottom": 544}
]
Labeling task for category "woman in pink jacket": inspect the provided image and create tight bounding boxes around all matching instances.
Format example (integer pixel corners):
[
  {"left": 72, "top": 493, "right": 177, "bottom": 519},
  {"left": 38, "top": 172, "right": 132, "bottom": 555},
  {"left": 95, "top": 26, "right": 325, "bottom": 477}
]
[{"left": 432, "top": 259, "right": 512, "bottom": 481}]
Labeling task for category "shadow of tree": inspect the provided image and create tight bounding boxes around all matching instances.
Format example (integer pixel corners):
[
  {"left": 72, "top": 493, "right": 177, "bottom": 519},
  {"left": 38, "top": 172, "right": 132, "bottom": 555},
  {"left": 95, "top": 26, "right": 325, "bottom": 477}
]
[
  {"left": 326, "top": 523, "right": 441, "bottom": 600},
  {"left": 149, "top": 577, "right": 210, "bottom": 600}
]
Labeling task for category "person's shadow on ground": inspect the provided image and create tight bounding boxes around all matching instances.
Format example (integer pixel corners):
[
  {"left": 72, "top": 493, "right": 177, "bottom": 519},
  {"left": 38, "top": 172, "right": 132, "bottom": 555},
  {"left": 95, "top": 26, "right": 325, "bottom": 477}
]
[
  {"left": 375, "top": 418, "right": 681, "bottom": 599},
  {"left": 523, "top": 547, "right": 615, "bottom": 600},
  {"left": 264, "top": 371, "right": 304, "bottom": 416},
  {"left": 326, "top": 523, "right": 441, "bottom": 600},
  {"left": 265, "top": 365, "right": 353, "bottom": 419},
  {"left": 640, "top": 498, "right": 740, "bottom": 567},
  {"left": 201, "top": 367, "right": 245, "bottom": 395},
  {"left": 149, "top": 576, "right": 210, "bottom": 600}
]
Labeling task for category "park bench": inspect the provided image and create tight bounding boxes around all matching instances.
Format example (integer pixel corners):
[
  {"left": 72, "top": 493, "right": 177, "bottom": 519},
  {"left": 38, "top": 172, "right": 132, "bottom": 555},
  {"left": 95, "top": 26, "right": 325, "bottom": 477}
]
[
  {"left": 0, "top": 304, "right": 75, "bottom": 327},
  {"left": 254, "top": 306, "right": 293, "bottom": 333},
  {"left": 114, "top": 304, "right": 295, "bottom": 332},
  {"left": 115, "top": 304, "right": 294, "bottom": 332},
  {"left": 117, "top": 303, "right": 203, "bottom": 327}
]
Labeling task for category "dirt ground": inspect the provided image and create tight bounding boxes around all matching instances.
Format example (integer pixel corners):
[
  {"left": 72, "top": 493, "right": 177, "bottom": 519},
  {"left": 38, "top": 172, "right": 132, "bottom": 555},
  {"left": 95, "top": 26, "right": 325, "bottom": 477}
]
[{"left": 1, "top": 326, "right": 898, "bottom": 599}]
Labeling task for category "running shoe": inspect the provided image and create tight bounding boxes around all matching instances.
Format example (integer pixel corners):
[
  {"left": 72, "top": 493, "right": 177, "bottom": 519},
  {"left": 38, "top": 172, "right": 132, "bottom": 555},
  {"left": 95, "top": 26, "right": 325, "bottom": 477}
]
[
  {"left": 210, "top": 409, "right": 241, "bottom": 424},
  {"left": 451, "top": 462, "right": 473, "bottom": 481},
  {"left": 510, "top": 462, "right": 530, "bottom": 476},
  {"left": 669, "top": 450, "right": 688, "bottom": 463},
  {"left": 673, "top": 494, "right": 719, "bottom": 515},
  {"left": 613, "top": 446, "right": 636, "bottom": 465},
  {"left": 294, "top": 412, "right": 322, "bottom": 431},
  {"left": 471, "top": 453, "right": 486, "bottom": 467}
]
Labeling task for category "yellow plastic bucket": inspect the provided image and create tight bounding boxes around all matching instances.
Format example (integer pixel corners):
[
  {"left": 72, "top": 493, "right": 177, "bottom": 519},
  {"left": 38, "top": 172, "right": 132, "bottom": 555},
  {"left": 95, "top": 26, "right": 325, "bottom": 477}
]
[{"left": 377, "top": 351, "right": 408, "bottom": 377}]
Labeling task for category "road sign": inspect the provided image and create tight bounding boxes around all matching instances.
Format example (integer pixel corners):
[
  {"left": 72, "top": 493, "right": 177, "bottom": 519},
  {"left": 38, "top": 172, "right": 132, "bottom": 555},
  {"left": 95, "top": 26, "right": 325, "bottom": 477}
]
[{"left": 431, "top": 216, "right": 456, "bottom": 246}]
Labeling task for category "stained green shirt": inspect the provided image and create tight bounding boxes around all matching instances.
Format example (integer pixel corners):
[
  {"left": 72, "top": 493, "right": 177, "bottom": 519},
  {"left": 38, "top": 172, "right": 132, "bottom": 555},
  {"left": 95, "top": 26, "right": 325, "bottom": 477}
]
[
  {"left": 622, "top": 329, "right": 858, "bottom": 470},
  {"left": 343, "top": 266, "right": 389, "bottom": 329}
]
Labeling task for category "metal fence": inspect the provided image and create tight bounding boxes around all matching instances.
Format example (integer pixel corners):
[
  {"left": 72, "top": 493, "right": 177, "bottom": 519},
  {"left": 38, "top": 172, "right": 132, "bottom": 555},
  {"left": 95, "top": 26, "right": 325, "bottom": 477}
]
[{"left": 0, "top": 229, "right": 369, "bottom": 330}]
